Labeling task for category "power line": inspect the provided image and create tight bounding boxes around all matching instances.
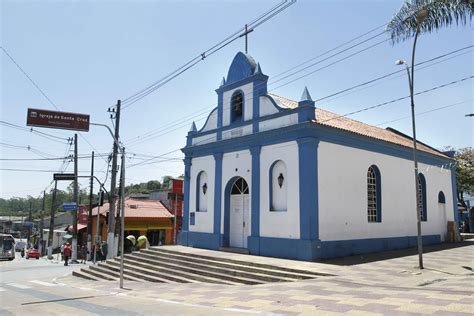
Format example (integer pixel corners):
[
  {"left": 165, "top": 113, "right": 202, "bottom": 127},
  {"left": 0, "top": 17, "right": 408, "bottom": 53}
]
[
  {"left": 319, "top": 75, "right": 473, "bottom": 124},
  {"left": 121, "top": 0, "right": 296, "bottom": 109},
  {"left": 124, "top": 45, "right": 471, "bottom": 148},
  {"left": 375, "top": 99, "right": 473, "bottom": 126},
  {"left": 128, "top": 75, "right": 472, "bottom": 168},
  {"left": 124, "top": 24, "right": 389, "bottom": 144},
  {"left": 1, "top": 46, "right": 60, "bottom": 110}
]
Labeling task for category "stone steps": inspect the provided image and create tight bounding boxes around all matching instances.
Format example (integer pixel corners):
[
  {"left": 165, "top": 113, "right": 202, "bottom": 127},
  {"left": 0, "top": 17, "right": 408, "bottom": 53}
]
[
  {"left": 147, "top": 247, "right": 326, "bottom": 279},
  {"left": 135, "top": 251, "right": 294, "bottom": 283},
  {"left": 73, "top": 246, "right": 325, "bottom": 285},
  {"left": 119, "top": 256, "right": 238, "bottom": 285}
]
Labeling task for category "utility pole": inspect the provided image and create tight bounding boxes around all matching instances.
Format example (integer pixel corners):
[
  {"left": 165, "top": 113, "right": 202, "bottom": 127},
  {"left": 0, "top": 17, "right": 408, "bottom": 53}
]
[
  {"left": 47, "top": 180, "right": 58, "bottom": 259},
  {"left": 27, "top": 200, "right": 32, "bottom": 248},
  {"left": 72, "top": 133, "right": 79, "bottom": 262},
  {"left": 115, "top": 174, "right": 122, "bottom": 257},
  {"left": 107, "top": 100, "right": 121, "bottom": 258},
  {"left": 39, "top": 191, "right": 45, "bottom": 256},
  {"left": 87, "top": 151, "right": 94, "bottom": 261}
]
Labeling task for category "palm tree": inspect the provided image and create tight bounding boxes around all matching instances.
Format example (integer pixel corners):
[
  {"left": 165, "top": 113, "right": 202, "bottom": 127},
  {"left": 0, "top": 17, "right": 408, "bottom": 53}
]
[{"left": 386, "top": 0, "right": 473, "bottom": 43}]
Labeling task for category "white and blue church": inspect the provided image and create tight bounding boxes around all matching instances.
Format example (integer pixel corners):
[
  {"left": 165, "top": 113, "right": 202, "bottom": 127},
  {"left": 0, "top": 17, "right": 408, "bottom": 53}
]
[{"left": 177, "top": 52, "right": 458, "bottom": 261}]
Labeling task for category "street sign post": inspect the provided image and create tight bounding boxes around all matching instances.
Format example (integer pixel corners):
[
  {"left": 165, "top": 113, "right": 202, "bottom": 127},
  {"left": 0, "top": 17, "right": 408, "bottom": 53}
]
[
  {"left": 63, "top": 202, "right": 78, "bottom": 211},
  {"left": 27, "top": 108, "right": 90, "bottom": 132}
]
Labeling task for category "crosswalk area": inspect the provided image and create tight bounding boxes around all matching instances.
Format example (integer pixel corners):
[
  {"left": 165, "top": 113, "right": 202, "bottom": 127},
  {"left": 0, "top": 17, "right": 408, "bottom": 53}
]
[{"left": 2, "top": 280, "right": 64, "bottom": 290}]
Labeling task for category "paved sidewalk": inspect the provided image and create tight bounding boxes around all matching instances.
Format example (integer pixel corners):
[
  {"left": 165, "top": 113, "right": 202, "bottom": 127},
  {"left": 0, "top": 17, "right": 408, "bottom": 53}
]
[{"left": 60, "top": 241, "right": 474, "bottom": 315}]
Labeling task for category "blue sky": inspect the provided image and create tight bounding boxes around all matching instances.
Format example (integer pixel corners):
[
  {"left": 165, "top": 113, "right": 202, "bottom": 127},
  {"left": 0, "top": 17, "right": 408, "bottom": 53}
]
[{"left": 1, "top": 0, "right": 472, "bottom": 199}]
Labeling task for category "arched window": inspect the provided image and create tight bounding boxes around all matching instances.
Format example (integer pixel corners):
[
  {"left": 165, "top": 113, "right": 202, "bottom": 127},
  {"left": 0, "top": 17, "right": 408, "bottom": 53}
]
[
  {"left": 196, "top": 171, "right": 208, "bottom": 212},
  {"left": 231, "top": 90, "right": 244, "bottom": 122},
  {"left": 367, "top": 165, "right": 382, "bottom": 222},
  {"left": 438, "top": 191, "right": 446, "bottom": 204},
  {"left": 270, "top": 160, "right": 287, "bottom": 212},
  {"left": 417, "top": 173, "right": 427, "bottom": 221}
]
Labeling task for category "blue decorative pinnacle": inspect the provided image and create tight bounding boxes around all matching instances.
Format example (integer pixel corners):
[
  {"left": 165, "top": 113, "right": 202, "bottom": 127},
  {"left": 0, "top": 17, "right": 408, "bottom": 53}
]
[
  {"left": 189, "top": 121, "right": 197, "bottom": 133},
  {"left": 300, "top": 86, "right": 313, "bottom": 102},
  {"left": 220, "top": 77, "right": 226, "bottom": 87},
  {"left": 298, "top": 86, "right": 315, "bottom": 108},
  {"left": 254, "top": 62, "right": 263, "bottom": 75}
]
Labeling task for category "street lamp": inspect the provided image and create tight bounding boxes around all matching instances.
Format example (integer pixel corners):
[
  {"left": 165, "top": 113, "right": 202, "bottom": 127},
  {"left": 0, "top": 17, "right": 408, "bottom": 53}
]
[{"left": 396, "top": 8, "right": 428, "bottom": 270}]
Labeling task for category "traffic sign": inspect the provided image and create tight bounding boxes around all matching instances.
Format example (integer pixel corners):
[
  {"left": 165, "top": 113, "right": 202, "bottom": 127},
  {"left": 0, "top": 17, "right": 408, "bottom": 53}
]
[
  {"left": 27, "top": 108, "right": 90, "bottom": 132},
  {"left": 62, "top": 202, "right": 78, "bottom": 211}
]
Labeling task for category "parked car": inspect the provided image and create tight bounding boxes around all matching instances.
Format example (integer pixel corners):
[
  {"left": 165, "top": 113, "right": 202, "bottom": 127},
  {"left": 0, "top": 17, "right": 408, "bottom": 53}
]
[{"left": 25, "top": 248, "right": 40, "bottom": 259}]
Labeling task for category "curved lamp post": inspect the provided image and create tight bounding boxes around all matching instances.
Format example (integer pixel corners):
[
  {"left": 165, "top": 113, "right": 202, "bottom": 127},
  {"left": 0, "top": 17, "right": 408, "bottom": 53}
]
[{"left": 395, "top": 8, "right": 428, "bottom": 270}]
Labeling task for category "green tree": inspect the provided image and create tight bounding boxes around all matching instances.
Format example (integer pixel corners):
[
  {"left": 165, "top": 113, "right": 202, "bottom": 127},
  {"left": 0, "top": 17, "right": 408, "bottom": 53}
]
[
  {"left": 454, "top": 147, "right": 474, "bottom": 207},
  {"left": 146, "top": 180, "right": 161, "bottom": 191},
  {"left": 161, "top": 176, "right": 173, "bottom": 190},
  {"left": 386, "top": 0, "right": 473, "bottom": 43}
]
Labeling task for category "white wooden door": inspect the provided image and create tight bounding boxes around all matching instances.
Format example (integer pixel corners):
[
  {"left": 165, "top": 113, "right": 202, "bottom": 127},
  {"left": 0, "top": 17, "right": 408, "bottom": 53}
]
[{"left": 229, "top": 178, "right": 250, "bottom": 249}]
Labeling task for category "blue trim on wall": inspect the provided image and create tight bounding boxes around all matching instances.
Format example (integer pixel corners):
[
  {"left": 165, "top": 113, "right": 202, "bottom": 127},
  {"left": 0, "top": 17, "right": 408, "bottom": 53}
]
[
  {"left": 216, "top": 73, "right": 269, "bottom": 95},
  {"left": 319, "top": 235, "right": 440, "bottom": 259},
  {"left": 187, "top": 232, "right": 221, "bottom": 250},
  {"left": 418, "top": 173, "right": 427, "bottom": 221},
  {"left": 213, "top": 153, "right": 223, "bottom": 235},
  {"left": 190, "top": 212, "right": 196, "bottom": 225},
  {"left": 451, "top": 167, "right": 459, "bottom": 224},
  {"left": 297, "top": 137, "right": 319, "bottom": 240},
  {"left": 217, "top": 90, "right": 223, "bottom": 141},
  {"left": 247, "top": 234, "right": 440, "bottom": 261},
  {"left": 250, "top": 146, "right": 261, "bottom": 240},
  {"left": 182, "top": 157, "right": 191, "bottom": 231}
]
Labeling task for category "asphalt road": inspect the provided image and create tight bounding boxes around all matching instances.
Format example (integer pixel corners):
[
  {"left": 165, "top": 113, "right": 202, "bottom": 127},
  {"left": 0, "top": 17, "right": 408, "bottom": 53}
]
[{"left": 0, "top": 255, "right": 249, "bottom": 315}]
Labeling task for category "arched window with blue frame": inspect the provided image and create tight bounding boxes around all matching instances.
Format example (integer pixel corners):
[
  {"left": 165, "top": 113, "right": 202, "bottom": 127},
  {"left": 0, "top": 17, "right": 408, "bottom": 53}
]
[
  {"left": 367, "top": 165, "right": 382, "bottom": 222},
  {"left": 231, "top": 90, "right": 244, "bottom": 123},
  {"left": 270, "top": 160, "right": 287, "bottom": 212},
  {"left": 196, "top": 171, "right": 208, "bottom": 212},
  {"left": 417, "top": 173, "right": 427, "bottom": 221}
]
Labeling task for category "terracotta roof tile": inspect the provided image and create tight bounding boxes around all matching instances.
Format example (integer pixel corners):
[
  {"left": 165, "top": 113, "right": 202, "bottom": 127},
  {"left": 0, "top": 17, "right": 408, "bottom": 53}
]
[
  {"left": 91, "top": 197, "right": 173, "bottom": 218},
  {"left": 268, "top": 93, "right": 447, "bottom": 158}
]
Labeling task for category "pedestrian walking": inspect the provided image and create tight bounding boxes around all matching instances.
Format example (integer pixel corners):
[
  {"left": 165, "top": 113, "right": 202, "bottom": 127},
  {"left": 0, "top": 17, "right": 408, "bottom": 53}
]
[{"left": 63, "top": 242, "right": 71, "bottom": 266}]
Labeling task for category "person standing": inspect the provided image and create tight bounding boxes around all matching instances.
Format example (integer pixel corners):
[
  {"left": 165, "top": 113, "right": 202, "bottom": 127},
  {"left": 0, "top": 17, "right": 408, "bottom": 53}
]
[{"left": 63, "top": 242, "right": 71, "bottom": 266}]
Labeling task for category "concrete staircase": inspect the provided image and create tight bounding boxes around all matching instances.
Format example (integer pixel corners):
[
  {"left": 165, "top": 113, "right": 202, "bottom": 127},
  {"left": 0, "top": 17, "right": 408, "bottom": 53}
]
[{"left": 73, "top": 247, "right": 327, "bottom": 285}]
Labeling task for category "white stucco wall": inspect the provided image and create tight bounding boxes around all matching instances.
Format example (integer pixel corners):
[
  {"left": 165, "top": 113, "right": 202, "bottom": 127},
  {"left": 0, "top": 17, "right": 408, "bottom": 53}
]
[
  {"left": 189, "top": 155, "right": 215, "bottom": 233},
  {"left": 221, "top": 150, "right": 252, "bottom": 233},
  {"left": 222, "top": 82, "right": 253, "bottom": 126},
  {"left": 259, "top": 113, "right": 298, "bottom": 133},
  {"left": 192, "top": 133, "right": 216, "bottom": 146},
  {"left": 222, "top": 124, "right": 253, "bottom": 140},
  {"left": 259, "top": 96, "right": 279, "bottom": 116},
  {"left": 260, "top": 141, "right": 300, "bottom": 239},
  {"left": 318, "top": 141, "right": 454, "bottom": 242},
  {"left": 200, "top": 108, "right": 218, "bottom": 132}
]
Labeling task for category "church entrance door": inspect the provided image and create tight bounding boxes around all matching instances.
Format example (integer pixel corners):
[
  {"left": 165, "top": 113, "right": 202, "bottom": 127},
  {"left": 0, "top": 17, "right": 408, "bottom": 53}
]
[{"left": 229, "top": 177, "right": 250, "bottom": 248}]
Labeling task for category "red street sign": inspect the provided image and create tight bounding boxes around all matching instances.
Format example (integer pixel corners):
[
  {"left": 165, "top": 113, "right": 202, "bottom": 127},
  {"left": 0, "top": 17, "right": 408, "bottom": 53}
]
[{"left": 27, "top": 108, "right": 90, "bottom": 132}]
